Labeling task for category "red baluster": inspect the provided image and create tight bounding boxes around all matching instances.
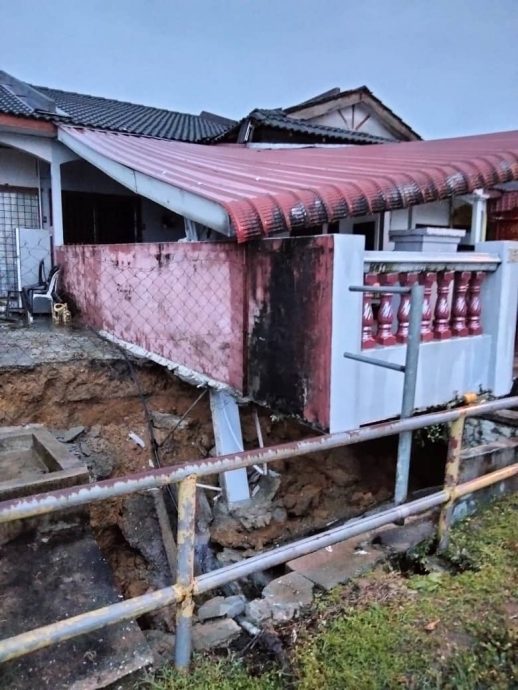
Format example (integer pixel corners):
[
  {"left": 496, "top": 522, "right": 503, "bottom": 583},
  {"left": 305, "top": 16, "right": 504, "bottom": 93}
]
[
  {"left": 362, "top": 272, "right": 377, "bottom": 349},
  {"left": 396, "top": 271, "right": 418, "bottom": 344},
  {"left": 434, "top": 270, "right": 454, "bottom": 340},
  {"left": 418, "top": 271, "right": 435, "bottom": 342},
  {"left": 376, "top": 273, "right": 397, "bottom": 346},
  {"left": 450, "top": 270, "right": 470, "bottom": 337},
  {"left": 467, "top": 271, "right": 485, "bottom": 336}
]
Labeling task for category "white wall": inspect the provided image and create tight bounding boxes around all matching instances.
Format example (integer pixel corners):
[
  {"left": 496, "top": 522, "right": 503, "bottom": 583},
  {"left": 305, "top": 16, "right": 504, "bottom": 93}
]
[
  {"left": 0, "top": 146, "right": 39, "bottom": 187},
  {"left": 309, "top": 104, "right": 398, "bottom": 141},
  {"left": 141, "top": 198, "right": 185, "bottom": 242}
]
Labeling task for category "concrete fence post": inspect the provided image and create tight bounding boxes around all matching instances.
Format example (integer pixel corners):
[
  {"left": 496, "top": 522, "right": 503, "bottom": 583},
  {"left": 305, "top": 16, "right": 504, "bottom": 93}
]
[
  {"left": 329, "top": 234, "right": 365, "bottom": 433},
  {"left": 476, "top": 241, "right": 518, "bottom": 396}
]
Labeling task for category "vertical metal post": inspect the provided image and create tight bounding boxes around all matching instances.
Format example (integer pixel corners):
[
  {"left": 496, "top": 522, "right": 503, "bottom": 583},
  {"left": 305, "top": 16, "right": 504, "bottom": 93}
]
[
  {"left": 394, "top": 284, "right": 424, "bottom": 505},
  {"left": 174, "top": 475, "right": 197, "bottom": 671},
  {"left": 437, "top": 415, "right": 465, "bottom": 551}
]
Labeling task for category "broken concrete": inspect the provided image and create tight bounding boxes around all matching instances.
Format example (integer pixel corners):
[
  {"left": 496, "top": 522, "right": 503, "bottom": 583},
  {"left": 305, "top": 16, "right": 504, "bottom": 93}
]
[
  {"left": 373, "top": 519, "right": 436, "bottom": 555},
  {"left": 0, "top": 426, "right": 89, "bottom": 501},
  {"left": 197, "top": 595, "right": 246, "bottom": 622},
  {"left": 192, "top": 618, "right": 241, "bottom": 651},
  {"left": 262, "top": 572, "right": 314, "bottom": 621},
  {"left": 287, "top": 537, "right": 385, "bottom": 591},
  {"left": 119, "top": 492, "right": 171, "bottom": 585},
  {"left": 57, "top": 425, "right": 86, "bottom": 443},
  {"left": 151, "top": 410, "right": 191, "bottom": 431},
  {"left": 245, "top": 598, "right": 273, "bottom": 625}
]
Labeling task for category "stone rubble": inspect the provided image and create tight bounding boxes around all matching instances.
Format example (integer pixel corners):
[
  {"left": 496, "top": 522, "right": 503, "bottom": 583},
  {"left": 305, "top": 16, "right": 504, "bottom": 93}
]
[
  {"left": 197, "top": 595, "right": 246, "bottom": 622},
  {"left": 192, "top": 618, "right": 241, "bottom": 651}
]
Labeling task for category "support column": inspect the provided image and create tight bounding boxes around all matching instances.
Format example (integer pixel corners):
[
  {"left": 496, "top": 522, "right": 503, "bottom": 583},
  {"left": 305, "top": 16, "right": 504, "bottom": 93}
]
[
  {"left": 470, "top": 189, "right": 488, "bottom": 244},
  {"left": 476, "top": 241, "right": 518, "bottom": 396},
  {"left": 50, "top": 155, "right": 64, "bottom": 248},
  {"left": 209, "top": 389, "right": 250, "bottom": 506}
]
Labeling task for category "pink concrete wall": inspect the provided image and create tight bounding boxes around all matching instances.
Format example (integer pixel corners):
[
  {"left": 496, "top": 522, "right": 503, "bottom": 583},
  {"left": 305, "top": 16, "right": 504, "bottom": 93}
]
[
  {"left": 57, "top": 242, "right": 246, "bottom": 390},
  {"left": 58, "top": 236, "right": 336, "bottom": 430}
]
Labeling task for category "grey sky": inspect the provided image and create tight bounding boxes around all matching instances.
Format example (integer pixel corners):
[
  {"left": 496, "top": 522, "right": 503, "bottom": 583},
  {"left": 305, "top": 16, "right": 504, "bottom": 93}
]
[{"left": 1, "top": 0, "right": 517, "bottom": 139}]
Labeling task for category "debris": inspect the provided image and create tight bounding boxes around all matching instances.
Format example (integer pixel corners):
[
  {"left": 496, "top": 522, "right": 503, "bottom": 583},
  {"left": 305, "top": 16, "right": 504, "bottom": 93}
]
[
  {"left": 287, "top": 535, "right": 385, "bottom": 590},
  {"left": 128, "top": 432, "right": 145, "bottom": 448},
  {"left": 59, "top": 426, "right": 85, "bottom": 443},
  {"left": 192, "top": 619, "right": 241, "bottom": 651},
  {"left": 374, "top": 519, "right": 435, "bottom": 554},
  {"left": 143, "top": 629, "right": 175, "bottom": 668},
  {"left": 151, "top": 411, "right": 191, "bottom": 431},
  {"left": 262, "top": 572, "right": 314, "bottom": 621},
  {"left": 119, "top": 493, "right": 170, "bottom": 585},
  {"left": 424, "top": 619, "right": 441, "bottom": 632},
  {"left": 245, "top": 598, "right": 272, "bottom": 625},
  {"left": 197, "top": 595, "right": 246, "bottom": 622}
]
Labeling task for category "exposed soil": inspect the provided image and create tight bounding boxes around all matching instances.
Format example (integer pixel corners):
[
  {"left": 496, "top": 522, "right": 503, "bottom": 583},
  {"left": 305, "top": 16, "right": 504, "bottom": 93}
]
[{"left": 0, "top": 354, "right": 401, "bottom": 631}]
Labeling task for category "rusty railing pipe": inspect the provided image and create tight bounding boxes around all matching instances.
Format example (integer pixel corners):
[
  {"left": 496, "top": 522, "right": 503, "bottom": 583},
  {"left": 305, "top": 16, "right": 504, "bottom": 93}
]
[
  {"left": 437, "top": 415, "right": 466, "bottom": 551},
  {"left": 1, "top": 396, "right": 517, "bottom": 525},
  {"left": 174, "top": 476, "right": 197, "bottom": 671},
  {"left": 0, "top": 461, "right": 515, "bottom": 665}
]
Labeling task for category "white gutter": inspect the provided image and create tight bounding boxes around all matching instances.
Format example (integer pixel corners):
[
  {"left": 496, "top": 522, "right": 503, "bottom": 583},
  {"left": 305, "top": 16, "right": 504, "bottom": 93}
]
[{"left": 57, "top": 128, "right": 233, "bottom": 236}]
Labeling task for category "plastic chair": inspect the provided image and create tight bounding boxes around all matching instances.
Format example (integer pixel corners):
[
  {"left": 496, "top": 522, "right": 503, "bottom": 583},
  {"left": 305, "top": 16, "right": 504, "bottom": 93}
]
[{"left": 31, "top": 267, "right": 61, "bottom": 314}]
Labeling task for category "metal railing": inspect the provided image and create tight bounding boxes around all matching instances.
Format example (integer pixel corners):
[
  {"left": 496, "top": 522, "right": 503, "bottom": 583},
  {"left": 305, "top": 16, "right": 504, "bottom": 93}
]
[
  {"left": 0, "top": 396, "right": 517, "bottom": 670},
  {"left": 345, "top": 283, "right": 424, "bottom": 506}
]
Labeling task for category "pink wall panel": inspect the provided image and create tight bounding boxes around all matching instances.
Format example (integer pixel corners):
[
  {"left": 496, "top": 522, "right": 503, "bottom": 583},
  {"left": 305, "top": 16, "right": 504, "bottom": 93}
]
[
  {"left": 57, "top": 242, "right": 246, "bottom": 391},
  {"left": 57, "top": 236, "right": 335, "bottom": 430}
]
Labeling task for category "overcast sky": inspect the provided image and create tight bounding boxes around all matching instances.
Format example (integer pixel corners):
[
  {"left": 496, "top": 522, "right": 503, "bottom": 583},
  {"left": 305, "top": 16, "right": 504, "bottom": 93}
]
[{"left": 1, "top": 0, "right": 517, "bottom": 139}]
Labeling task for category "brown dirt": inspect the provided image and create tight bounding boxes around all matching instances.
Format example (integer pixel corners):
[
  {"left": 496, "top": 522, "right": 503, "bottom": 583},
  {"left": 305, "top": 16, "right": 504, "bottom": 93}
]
[{"left": 0, "top": 357, "right": 396, "bottom": 621}]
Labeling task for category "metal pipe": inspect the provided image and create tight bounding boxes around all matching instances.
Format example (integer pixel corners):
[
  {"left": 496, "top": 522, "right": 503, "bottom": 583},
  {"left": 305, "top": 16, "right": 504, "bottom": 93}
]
[
  {"left": 394, "top": 284, "right": 424, "bottom": 504},
  {"left": 1, "top": 397, "right": 517, "bottom": 525},
  {"left": 343, "top": 352, "right": 406, "bottom": 372},
  {"left": 437, "top": 416, "right": 466, "bottom": 551},
  {"left": 350, "top": 285, "right": 412, "bottom": 294},
  {"left": 0, "top": 585, "right": 180, "bottom": 664},
  {"left": 1, "top": 462, "right": 515, "bottom": 665},
  {"left": 174, "top": 475, "right": 197, "bottom": 671},
  {"left": 452, "top": 463, "right": 518, "bottom": 498},
  {"left": 195, "top": 491, "right": 448, "bottom": 593}
]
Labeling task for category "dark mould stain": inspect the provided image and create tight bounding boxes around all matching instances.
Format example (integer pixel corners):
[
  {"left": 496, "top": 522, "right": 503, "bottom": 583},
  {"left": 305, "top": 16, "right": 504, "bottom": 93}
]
[{"left": 247, "top": 238, "right": 322, "bottom": 418}]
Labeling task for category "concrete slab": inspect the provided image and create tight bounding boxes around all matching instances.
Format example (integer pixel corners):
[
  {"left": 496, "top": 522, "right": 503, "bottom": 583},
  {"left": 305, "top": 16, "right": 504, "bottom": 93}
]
[
  {"left": 0, "top": 523, "right": 152, "bottom": 690},
  {"left": 262, "top": 572, "right": 314, "bottom": 620},
  {"left": 287, "top": 536, "right": 385, "bottom": 591},
  {"left": 0, "top": 426, "right": 89, "bottom": 501},
  {"left": 192, "top": 619, "right": 241, "bottom": 651}
]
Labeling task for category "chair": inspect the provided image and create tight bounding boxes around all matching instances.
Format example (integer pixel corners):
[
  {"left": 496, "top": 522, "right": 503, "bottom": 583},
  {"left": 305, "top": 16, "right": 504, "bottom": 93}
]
[{"left": 30, "top": 266, "right": 61, "bottom": 315}]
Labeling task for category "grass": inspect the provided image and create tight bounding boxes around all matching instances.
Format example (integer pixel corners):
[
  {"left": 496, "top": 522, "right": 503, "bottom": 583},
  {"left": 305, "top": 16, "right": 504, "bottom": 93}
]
[{"left": 140, "top": 494, "right": 518, "bottom": 689}]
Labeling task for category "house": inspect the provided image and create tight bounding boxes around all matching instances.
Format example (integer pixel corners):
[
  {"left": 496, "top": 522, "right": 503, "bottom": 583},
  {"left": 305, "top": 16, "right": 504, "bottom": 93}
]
[
  {"left": 1, "top": 68, "right": 517, "bottom": 505},
  {"left": 0, "top": 70, "right": 490, "bottom": 256}
]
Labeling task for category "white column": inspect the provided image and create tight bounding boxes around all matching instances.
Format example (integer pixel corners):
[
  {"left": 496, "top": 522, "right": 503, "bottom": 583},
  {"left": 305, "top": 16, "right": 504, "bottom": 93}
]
[
  {"left": 476, "top": 241, "right": 518, "bottom": 396},
  {"left": 50, "top": 156, "right": 64, "bottom": 247},
  {"left": 209, "top": 389, "right": 250, "bottom": 505},
  {"left": 329, "top": 233, "right": 365, "bottom": 432},
  {"left": 470, "top": 189, "right": 489, "bottom": 244}
]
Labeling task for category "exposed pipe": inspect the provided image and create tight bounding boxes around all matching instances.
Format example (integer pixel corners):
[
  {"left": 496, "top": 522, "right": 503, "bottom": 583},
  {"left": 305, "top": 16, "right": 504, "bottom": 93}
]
[
  {"left": 1, "top": 460, "right": 516, "bottom": 665},
  {"left": 194, "top": 491, "right": 447, "bottom": 593},
  {"left": 1, "top": 397, "right": 517, "bottom": 525}
]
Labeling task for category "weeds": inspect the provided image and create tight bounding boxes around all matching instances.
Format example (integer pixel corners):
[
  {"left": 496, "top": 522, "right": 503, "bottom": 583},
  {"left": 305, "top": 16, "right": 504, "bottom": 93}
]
[{"left": 141, "top": 494, "right": 518, "bottom": 689}]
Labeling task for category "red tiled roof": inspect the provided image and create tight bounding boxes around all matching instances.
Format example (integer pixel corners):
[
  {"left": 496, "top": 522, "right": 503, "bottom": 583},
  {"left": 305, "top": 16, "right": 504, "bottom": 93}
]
[{"left": 60, "top": 126, "right": 518, "bottom": 242}]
